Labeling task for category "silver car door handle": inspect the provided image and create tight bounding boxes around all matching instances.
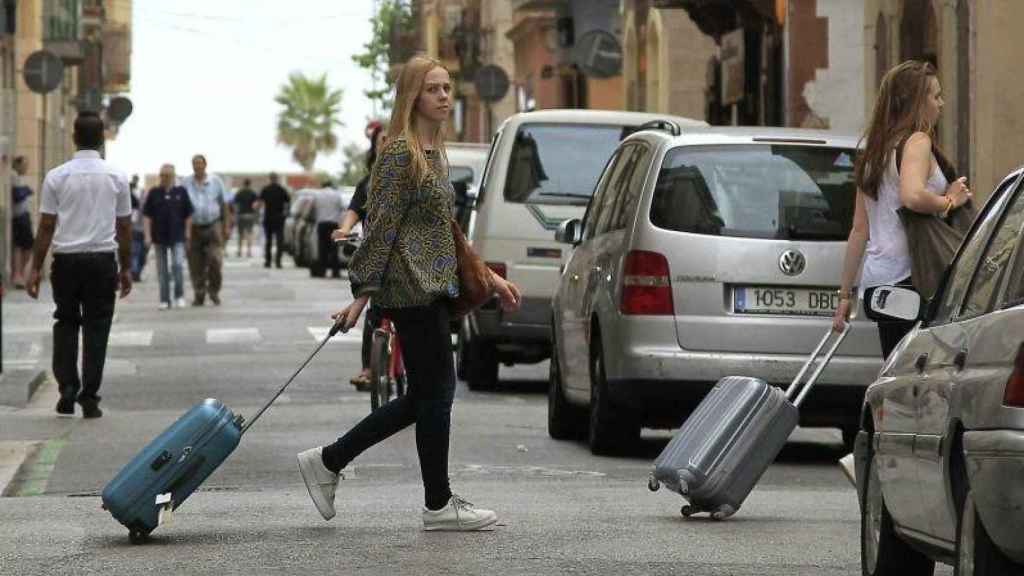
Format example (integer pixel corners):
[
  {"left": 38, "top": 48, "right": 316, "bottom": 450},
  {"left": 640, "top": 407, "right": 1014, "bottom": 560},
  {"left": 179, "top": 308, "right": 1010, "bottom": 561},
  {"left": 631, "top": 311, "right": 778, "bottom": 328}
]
[
  {"left": 914, "top": 353, "right": 928, "bottom": 374},
  {"left": 953, "top": 350, "right": 968, "bottom": 371}
]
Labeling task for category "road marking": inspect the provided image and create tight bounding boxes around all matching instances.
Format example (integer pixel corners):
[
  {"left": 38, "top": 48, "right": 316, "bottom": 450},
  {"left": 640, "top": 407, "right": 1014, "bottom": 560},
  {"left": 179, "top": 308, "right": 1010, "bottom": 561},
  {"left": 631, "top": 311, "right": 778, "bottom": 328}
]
[
  {"left": 5, "top": 436, "right": 67, "bottom": 497},
  {"left": 108, "top": 330, "right": 153, "bottom": 347},
  {"left": 307, "top": 326, "right": 362, "bottom": 345},
  {"left": 207, "top": 328, "right": 261, "bottom": 344}
]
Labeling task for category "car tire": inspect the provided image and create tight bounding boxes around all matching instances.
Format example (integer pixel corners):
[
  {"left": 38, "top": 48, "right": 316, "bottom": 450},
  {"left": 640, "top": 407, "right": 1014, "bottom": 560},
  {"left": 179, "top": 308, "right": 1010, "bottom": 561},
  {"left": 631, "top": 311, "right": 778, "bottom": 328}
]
[
  {"left": 465, "top": 337, "right": 498, "bottom": 391},
  {"left": 548, "top": 342, "right": 586, "bottom": 441},
  {"left": 861, "top": 439, "right": 935, "bottom": 576},
  {"left": 588, "top": 332, "right": 639, "bottom": 456},
  {"left": 956, "top": 489, "right": 1018, "bottom": 575}
]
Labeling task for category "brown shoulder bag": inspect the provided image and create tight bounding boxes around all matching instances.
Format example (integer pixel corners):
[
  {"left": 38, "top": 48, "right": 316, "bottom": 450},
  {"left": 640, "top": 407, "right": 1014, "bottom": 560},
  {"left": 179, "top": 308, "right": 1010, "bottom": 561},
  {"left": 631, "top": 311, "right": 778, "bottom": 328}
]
[{"left": 451, "top": 220, "right": 494, "bottom": 318}]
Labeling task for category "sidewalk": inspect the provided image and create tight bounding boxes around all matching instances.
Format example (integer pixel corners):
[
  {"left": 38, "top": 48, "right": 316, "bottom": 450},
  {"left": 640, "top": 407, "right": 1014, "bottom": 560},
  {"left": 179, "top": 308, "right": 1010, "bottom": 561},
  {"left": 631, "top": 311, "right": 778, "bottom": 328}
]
[{"left": 0, "top": 285, "right": 52, "bottom": 408}]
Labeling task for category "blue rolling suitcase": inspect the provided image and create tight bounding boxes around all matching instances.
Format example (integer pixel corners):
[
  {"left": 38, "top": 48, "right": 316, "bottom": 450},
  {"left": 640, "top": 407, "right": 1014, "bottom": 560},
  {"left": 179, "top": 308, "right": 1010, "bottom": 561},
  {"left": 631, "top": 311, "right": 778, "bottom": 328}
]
[
  {"left": 648, "top": 325, "right": 850, "bottom": 519},
  {"left": 101, "top": 322, "right": 344, "bottom": 543}
]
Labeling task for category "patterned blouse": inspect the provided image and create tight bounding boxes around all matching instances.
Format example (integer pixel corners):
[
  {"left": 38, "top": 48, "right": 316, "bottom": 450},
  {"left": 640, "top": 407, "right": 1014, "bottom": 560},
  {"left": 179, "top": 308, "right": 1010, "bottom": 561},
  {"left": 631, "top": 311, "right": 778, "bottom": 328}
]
[{"left": 349, "top": 138, "right": 459, "bottom": 308}]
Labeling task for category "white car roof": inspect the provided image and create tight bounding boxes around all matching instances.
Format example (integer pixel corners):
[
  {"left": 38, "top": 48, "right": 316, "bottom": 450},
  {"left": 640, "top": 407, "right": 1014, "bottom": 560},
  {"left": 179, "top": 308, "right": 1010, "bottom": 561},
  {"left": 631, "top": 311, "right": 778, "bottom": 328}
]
[
  {"left": 638, "top": 125, "right": 861, "bottom": 149},
  {"left": 498, "top": 108, "right": 708, "bottom": 130}
]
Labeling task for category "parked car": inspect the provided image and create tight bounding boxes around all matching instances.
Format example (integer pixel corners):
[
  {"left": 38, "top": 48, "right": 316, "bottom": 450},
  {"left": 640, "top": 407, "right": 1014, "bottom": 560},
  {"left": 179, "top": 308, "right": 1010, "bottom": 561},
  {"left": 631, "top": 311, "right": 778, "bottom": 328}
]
[
  {"left": 855, "top": 168, "right": 1024, "bottom": 576},
  {"left": 283, "top": 189, "right": 316, "bottom": 263},
  {"left": 446, "top": 141, "right": 489, "bottom": 235},
  {"left": 548, "top": 125, "right": 884, "bottom": 454},
  {"left": 457, "top": 109, "right": 707, "bottom": 390}
]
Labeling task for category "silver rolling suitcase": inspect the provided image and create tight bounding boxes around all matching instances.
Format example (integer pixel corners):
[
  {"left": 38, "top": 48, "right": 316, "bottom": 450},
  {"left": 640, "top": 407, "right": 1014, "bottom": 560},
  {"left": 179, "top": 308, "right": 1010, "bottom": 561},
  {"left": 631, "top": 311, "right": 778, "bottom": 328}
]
[{"left": 648, "top": 325, "right": 850, "bottom": 519}]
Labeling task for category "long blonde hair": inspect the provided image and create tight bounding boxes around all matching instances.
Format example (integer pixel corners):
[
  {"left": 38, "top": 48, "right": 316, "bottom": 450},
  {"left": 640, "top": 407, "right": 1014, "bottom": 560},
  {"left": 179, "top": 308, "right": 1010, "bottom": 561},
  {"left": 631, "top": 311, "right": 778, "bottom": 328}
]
[
  {"left": 855, "top": 60, "right": 951, "bottom": 198},
  {"left": 386, "top": 54, "right": 449, "bottom": 186}
]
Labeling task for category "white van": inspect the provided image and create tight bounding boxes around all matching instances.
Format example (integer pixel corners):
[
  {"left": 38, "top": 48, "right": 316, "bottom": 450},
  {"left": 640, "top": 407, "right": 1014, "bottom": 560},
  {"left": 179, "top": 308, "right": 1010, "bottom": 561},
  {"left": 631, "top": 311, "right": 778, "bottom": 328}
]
[
  {"left": 445, "top": 141, "right": 489, "bottom": 234},
  {"left": 458, "top": 109, "right": 707, "bottom": 389}
]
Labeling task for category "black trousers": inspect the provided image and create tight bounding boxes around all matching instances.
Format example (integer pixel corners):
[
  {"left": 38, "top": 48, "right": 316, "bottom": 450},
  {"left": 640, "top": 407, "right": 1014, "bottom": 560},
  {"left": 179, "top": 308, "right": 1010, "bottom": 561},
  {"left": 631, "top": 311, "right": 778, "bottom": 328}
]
[
  {"left": 316, "top": 221, "right": 340, "bottom": 274},
  {"left": 51, "top": 253, "right": 118, "bottom": 404},
  {"left": 264, "top": 219, "right": 284, "bottom": 267},
  {"left": 323, "top": 299, "right": 456, "bottom": 509}
]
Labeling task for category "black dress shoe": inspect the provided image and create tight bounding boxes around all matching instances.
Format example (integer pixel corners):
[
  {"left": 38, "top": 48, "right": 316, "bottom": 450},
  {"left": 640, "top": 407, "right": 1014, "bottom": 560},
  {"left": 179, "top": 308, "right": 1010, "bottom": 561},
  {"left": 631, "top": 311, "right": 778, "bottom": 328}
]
[
  {"left": 56, "top": 398, "right": 75, "bottom": 416},
  {"left": 79, "top": 401, "right": 103, "bottom": 419},
  {"left": 210, "top": 293, "right": 221, "bottom": 306}
]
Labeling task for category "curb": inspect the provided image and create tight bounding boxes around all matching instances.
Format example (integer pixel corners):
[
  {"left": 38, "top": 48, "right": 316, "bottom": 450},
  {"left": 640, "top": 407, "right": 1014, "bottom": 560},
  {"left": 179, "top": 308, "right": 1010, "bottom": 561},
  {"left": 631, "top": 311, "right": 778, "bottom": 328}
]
[{"left": 0, "top": 369, "right": 47, "bottom": 409}]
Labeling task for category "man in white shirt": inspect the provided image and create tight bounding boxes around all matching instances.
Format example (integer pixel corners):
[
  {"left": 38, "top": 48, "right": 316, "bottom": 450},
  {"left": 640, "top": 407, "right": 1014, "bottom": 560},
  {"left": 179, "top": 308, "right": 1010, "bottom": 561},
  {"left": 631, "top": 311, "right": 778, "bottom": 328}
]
[{"left": 26, "top": 112, "right": 133, "bottom": 418}]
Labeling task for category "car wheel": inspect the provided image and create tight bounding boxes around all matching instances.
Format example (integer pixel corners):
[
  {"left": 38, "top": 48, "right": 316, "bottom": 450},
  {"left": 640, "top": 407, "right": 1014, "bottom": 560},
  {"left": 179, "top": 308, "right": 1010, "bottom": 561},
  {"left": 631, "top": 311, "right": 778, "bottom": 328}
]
[
  {"left": 548, "top": 342, "right": 586, "bottom": 441},
  {"left": 466, "top": 337, "right": 498, "bottom": 391},
  {"left": 956, "top": 489, "right": 1018, "bottom": 575},
  {"left": 861, "top": 440, "right": 935, "bottom": 576},
  {"left": 587, "top": 332, "right": 639, "bottom": 455}
]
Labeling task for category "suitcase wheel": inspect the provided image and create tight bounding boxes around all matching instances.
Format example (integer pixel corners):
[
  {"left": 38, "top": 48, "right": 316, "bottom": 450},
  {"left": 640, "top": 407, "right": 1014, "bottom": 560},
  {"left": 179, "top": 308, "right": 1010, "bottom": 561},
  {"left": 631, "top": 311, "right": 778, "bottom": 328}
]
[
  {"left": 129, "top": 529, "right": 151, "bottom": 545},
  {"left": 680, "top": 505, "right": 696, "bottom": 518},
  {"left": 647, "top": 476, "right": 660, "bottom": 492}
]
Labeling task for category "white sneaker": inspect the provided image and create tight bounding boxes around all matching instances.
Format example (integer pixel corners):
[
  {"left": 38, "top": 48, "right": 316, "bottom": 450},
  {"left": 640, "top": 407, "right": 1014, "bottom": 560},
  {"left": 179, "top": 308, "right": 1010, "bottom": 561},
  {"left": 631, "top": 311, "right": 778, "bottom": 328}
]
[
  {"left": 175, "top": 297, "right": 187, "bottom": 308},
  {"left": 422, "top": 494, "right": 498, "bottom": 531},
  {"left": 839, "top": 453, "right": 856, "bottom": 487},
  {"left": 297, "top": 447, "right": 341, "bottom": 520},
  {"left": 158, "top": 302, "right": 170, "bottom": 310}
]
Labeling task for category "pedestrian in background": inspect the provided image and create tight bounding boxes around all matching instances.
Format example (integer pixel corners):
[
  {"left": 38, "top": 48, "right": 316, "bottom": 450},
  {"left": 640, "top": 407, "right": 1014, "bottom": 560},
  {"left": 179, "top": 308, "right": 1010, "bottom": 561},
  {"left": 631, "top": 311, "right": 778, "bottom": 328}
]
[
  {"left": 233, "top": 178, "right": 258, "bottom": 258},
  {"left": 10, "top": 155, "right": 34, "bottom": 289},
  {"left": 144, "top": 164, "right": 193, "bottom": 310},
  {"left": 832, "top": 60, "right": 972, "bottom": 483},
  {"left": 258, "top": 172, "right": 290, "bottom": 269},
  {"left": 26, "top": 112, "right": 133, "bottom": 419},
  {"left": 313, "top": 179, "right": 345, "bottom": 278},
  {"left": 183, "top": 154, "right": 230, "bottom": 306},
  {"left": 296, "top": 55, "right": 521, "bottom": 531},
  {"left": 333, "top": 121, "right": 387, "bottom": 389},
  {"left": 129, "top": 174, "right": 149, "bottom": 282}
]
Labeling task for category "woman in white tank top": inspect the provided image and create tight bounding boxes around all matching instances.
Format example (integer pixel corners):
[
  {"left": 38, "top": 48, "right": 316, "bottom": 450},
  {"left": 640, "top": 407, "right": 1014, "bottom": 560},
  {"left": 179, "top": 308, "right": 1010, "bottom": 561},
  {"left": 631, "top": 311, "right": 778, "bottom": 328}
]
[{"left": 832, "top": 60, "right": 973, "bottom": 359}]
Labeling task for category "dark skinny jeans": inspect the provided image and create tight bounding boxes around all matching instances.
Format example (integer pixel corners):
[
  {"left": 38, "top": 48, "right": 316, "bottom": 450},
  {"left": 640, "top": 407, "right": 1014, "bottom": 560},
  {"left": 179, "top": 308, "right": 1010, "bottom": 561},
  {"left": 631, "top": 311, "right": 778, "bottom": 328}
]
[{"left": 322, "top": 299, "right": 456, "bottom": 510}]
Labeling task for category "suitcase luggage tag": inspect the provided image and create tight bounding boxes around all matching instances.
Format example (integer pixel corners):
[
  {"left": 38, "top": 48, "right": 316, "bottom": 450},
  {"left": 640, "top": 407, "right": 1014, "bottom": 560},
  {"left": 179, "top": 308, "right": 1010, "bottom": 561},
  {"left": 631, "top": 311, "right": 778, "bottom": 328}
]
[{"left": 155, "top": 493, "right": 174, "bottom": 526}]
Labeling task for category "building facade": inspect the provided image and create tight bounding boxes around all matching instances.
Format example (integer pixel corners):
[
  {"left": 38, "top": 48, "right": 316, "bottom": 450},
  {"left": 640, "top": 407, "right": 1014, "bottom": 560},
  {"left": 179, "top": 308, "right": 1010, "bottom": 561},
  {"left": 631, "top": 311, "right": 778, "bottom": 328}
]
[
  {"left": 865, "top": 0, "right": 1024, "bottom": 201},
  {"left": 1, "top": 0, "right": 133, "bottom": 285}
]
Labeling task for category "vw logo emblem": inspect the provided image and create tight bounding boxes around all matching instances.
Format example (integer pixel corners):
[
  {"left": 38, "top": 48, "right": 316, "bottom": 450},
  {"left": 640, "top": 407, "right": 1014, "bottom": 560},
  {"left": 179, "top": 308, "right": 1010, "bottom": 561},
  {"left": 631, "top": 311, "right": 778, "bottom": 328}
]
[{"left": 779, "top": 250, "right": 806, "bottom": 276}]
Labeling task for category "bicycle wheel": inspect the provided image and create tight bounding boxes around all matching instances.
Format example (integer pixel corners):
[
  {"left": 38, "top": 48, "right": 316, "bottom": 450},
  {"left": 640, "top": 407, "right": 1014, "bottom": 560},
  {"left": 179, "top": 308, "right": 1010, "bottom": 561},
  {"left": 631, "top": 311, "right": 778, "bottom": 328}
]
[{"left": 369, "top": 329, "right": 391, "bottom": 412}]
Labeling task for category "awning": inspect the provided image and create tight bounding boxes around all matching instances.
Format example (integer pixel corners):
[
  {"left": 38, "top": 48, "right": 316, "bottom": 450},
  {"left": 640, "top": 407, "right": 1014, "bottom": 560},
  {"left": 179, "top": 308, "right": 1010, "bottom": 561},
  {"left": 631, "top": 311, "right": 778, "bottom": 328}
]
[{"left": 650, "top": 0, "right": 779, "bottom": 39}]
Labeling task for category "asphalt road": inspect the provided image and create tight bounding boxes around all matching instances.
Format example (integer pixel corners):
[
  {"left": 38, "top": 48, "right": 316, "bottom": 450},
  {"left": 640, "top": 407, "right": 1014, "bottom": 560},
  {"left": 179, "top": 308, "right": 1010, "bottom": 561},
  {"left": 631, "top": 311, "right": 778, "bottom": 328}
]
[{"left": 0, "top": 251, "right": 954, "bottom": 575}]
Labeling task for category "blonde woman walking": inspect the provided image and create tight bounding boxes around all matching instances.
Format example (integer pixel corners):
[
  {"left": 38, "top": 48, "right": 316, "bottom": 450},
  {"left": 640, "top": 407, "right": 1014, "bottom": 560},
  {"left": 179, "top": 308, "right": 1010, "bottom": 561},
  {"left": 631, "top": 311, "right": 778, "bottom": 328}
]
[{"left": 297, "top": 55, "right": 520, "bottom": 531}]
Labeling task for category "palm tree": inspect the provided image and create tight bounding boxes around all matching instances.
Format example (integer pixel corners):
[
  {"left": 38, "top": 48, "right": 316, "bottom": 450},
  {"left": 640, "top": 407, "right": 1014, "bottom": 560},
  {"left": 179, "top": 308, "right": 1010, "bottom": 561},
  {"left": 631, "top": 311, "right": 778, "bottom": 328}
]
[{"left": 275, "top": 73, "right": 343, "bottom": 171}]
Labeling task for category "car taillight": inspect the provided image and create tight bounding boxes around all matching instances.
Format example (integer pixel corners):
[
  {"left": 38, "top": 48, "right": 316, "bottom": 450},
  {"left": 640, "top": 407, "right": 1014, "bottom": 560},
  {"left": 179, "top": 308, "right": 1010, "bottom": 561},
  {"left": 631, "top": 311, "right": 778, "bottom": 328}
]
[
  {"left": 621, "top": 250, "right": 673, "bottom": 315},
  {"left": 1002, "top": 344, "right": 1024, "bottom": 407},
  {"left": 486, "top": 262, "right": 507, "bottom": 279}
]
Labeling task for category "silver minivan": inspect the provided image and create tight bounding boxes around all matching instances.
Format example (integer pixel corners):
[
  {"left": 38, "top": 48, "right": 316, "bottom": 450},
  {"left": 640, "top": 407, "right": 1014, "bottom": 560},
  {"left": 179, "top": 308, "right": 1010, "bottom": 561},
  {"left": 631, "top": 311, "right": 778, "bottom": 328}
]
[{"left": 549, "top": 125, "right": 882, "bottom": 454}]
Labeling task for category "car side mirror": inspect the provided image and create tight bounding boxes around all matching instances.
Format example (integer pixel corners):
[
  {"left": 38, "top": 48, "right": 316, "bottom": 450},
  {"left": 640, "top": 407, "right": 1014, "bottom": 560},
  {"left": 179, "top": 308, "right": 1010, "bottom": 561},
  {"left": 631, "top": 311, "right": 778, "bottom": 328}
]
[
  {"left": 867, "top": 285, "right": 921, "bottom": 321},
  {"left": 555, "top": 218, "right": 582, "bottom": 245}
]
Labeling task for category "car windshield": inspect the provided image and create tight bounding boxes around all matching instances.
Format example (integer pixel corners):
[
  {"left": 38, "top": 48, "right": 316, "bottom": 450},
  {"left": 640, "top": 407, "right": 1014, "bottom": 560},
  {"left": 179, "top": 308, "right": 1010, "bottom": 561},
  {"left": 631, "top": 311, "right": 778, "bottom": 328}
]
[
  {"left": 651, "top": 144, "right": 857, "bottom": 240},
  {"left": 503, "top": 123, "right": 632, "bottom": 206}
]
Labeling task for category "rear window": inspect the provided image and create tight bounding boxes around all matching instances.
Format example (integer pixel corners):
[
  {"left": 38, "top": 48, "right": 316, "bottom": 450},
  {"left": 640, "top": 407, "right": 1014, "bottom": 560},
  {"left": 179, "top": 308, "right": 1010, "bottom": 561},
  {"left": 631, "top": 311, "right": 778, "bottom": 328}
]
[
  {"left": 503, "top": 123, "right": 633, "bottom": 206},
  {"left": 651, "top": 145, "right": 856, "bottom": 240}
]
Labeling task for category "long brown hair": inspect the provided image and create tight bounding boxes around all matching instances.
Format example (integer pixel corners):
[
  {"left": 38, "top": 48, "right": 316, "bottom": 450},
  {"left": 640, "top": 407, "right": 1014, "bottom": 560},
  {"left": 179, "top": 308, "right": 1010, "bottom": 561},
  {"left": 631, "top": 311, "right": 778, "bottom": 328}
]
[
  {"left": 855, "top": 60, "right": 947, "bottom": 199},
  {"left": 385, "top": 54, "right": 449, "bottom": 186}
]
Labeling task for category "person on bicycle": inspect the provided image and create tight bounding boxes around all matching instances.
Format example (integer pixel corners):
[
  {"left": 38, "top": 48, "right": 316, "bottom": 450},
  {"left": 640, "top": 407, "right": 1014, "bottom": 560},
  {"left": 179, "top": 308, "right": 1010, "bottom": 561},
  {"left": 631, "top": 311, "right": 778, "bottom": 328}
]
[
  {"left": 333, "top": 122, "right": 387, "bottom": 391},
  {"left": 297, "top": 55, "right": 521, "bottom": 531}
]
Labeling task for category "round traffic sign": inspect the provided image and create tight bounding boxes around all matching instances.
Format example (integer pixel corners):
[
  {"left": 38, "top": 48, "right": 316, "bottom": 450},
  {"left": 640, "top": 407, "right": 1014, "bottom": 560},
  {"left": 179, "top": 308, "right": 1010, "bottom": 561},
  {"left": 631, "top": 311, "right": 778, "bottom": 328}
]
[
  {"left": 573, "top": 30, "right": 623, "bottom": 78},
  {"left": 474, "top": 65, "right": 510, "bottom": 103},
  {"left": 22, "top": 50, "right": 64, "bottom": 94},
  {"left": 108, "top": 96, "right": 134, "bottom": 122}
]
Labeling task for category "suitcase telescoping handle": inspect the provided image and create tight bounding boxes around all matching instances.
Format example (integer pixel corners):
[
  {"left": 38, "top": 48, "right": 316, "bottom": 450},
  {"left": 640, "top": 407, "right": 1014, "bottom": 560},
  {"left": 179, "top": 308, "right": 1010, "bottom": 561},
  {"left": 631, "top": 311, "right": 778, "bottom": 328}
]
[
  {"left": 240, "top": 318, "right": 348, "bottom": 435},
  {"left": 783, "top": 323, "right": 851, "bottom": 408}
]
